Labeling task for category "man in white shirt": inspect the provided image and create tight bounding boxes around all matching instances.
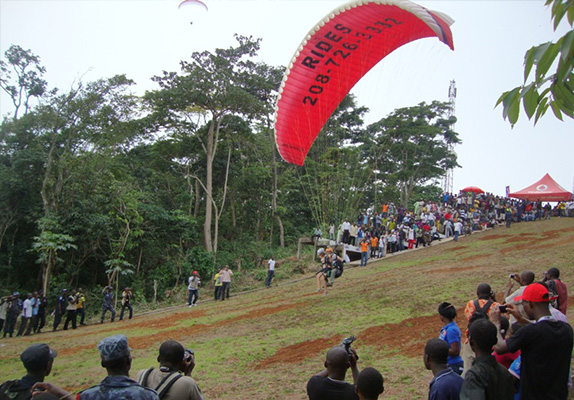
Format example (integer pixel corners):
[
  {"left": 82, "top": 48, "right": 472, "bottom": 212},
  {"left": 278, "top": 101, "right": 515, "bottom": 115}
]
[
  {"left": 16, "top": 293, "right": 33, "bottom": 336},
  {"left": 266, "top": 257, "right": 276, "bottom": 288},
  {"left": 453, "top": 220, "right": 463, "bottom": 241}
]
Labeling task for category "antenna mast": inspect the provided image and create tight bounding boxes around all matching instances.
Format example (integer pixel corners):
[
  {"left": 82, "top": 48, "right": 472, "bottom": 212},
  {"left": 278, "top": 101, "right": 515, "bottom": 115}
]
[{"left": 442, "top": 80, "right": 456, "bottom": 194}]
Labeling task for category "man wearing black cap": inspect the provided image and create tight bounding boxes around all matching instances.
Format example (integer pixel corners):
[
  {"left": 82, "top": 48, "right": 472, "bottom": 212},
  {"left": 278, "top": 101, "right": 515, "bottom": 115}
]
[
  {"left": 3, "top": 292, "right": 21, "bottom": 338},
  {"left": 0, "top": 343, "right": 57, "bottom": 399},
  {"left": 492, "top": 282, "right": 573, "bottom": 400}
]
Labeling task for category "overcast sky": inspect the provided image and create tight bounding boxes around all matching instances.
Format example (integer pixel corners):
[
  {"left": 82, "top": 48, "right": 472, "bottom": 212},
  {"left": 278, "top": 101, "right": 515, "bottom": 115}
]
[{"left": 1, "top": 0, "right": 573, "bottom": 197}]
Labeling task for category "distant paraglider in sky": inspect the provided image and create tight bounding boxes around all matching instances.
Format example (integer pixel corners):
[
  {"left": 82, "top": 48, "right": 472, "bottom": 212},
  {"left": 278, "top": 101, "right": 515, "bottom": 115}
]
[
  {"left": 178, "top": 0, "right": 208, "bottom": 12},
  {"left": 274, "top": 0, "right": 455, "bottom": 166}
]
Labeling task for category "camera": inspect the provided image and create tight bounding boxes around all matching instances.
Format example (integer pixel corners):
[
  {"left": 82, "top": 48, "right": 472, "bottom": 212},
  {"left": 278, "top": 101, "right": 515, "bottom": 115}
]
[
  {"left": 341, "top": 335, "right": 359, "bottom": 360},
  {"left": 499, "top": 305, "right": 508, "bottom": 313},
  {"left": 509, "top": 274, "right": 516, "bottom": 279},
  {"left": 185, "top": 349, "right": 194, "bottom": 362}
]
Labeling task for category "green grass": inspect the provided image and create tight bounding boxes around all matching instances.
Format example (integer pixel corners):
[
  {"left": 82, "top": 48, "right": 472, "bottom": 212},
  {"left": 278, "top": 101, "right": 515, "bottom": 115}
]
[{"left": 1, "top": 219, "right": 573, "bottom": 400}]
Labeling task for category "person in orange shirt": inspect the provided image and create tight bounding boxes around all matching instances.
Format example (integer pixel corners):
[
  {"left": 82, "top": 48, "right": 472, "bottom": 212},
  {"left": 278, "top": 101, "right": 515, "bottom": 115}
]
[
  {"left": 462, "top": 283, "right": 500, "bottom": 375},
  {"left": 370, "top": 236, "right": 379, "bottom": 258},
  {"left": 360, "top": 238, "right": 369, "bottom": 267}
]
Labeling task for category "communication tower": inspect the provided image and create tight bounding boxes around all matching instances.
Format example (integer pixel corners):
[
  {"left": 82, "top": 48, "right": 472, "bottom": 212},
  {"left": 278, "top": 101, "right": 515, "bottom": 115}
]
[{"left": 442, "top": 80, "right": 456, "bottom": 194}]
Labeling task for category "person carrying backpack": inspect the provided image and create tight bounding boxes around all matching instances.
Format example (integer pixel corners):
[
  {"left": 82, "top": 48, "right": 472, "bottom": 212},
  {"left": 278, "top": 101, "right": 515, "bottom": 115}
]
[
  {"left": 461, "top": 283, "right": 499, "bottom": 376},
  {"left": 0, "top": 343, "right": 57, "bottom": 400},
  {"left": 136, "top": 340, "right": 205, "bottom": 400}
]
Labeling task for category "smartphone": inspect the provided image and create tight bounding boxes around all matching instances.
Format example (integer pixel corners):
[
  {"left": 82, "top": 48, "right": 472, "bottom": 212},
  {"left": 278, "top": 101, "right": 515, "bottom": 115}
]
[{"left": 499, "top": 305, "right": 507, "bottom": 313}]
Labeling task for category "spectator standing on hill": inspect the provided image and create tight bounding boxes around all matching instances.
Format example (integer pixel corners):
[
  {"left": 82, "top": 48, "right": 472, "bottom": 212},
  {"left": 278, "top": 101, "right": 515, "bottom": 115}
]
[
  {"left": 3, "top": 293, "right": 21, "bottom": 338},
  {"left": 63, "top": 289, "right": 77, "bottom": 330},
  {"left": 424, "top": 339, "right": 463, "bottom": 400},
  {"left": 492, "top": 283, "right": 574, "bottom": 400},
  {"left": 266, "top": 257, "right": 276, "bottom": 288},
  {"left": 462, "top": 283, "right": 499, "bottom": 375},
  {"left": 342, "top": 220, "right": 351, "bottom": 244},
  {"left": 459, "top": 319, "right": 514, "bottom": 400},
  {"left": 76, "top": 288, "right": 86, "bottom": 326},
  {"left": 360, "top": 238, "right": 369, "bottom": 267},
  {"left": 542, "top": 267, "right": 568, "bottom": 314},
  {"left": 136, "top": 340, "right": 204, "bottom": 400},
  {"left": 213, "top": 271, "right": 222, "bottom": 300},
  {"left": 307, "top": 346, "right": 360, "bottom": 400},
  {"left": 53, "top": 289, "right": 67, "bottom": 331},
  {"left": 453, "top": 220, "right": 463, "bottom": 241},
  {"left": 0, "top": 295, "right": 7, "bottom": 332},
  {"left": 187, "top": 272, "right": 200, "bottom": 307},
  {"left": 16, "top": 293, "right": 33, "bottom": 336},
  {"left": 355, "top": 367, "right": 384, "bottom": 400},
  {"left": 219, "top": 265, "right": 233, "bottom": 301},
  {"left": 100, "top": 286, "right": 116, "bottom": 323},
  {"left": 438, "top": 302, "right": 464, "bottom": 375},
  {"left": 29, "top": 292, "right": 39, "bottom": 334},
  {"left": 370, "top": 236, "right": 378, "bottom": 258},
  {"left": 120, "top": 287, "right": 134, "bottom": 319},
  {"left": 0, "top": 343, "right": 57, "bottom": 399},
  {"left": 37, "top": 291, "right": 47, "bottom": 333}
]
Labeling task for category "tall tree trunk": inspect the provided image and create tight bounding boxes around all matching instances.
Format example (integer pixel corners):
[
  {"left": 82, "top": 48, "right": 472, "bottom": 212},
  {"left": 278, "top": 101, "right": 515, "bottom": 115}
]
[
  {"left": 203, "top": 122, "right": 215, "bottom": 253},
  {"left": 271, "top": 148, "right": 285, "bottom": 247}
]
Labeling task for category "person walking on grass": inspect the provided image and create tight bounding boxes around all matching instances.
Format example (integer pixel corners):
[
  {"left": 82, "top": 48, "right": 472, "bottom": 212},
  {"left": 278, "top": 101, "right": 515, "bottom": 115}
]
[{"left": 187, "top": 273, "right": 200, "bottom": 307}]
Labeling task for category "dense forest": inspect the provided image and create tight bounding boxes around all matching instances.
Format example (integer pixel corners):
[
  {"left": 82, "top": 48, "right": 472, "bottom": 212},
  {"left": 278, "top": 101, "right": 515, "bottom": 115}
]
[{"left": 0, "top": 37, "right": 459, "bottom": 301}]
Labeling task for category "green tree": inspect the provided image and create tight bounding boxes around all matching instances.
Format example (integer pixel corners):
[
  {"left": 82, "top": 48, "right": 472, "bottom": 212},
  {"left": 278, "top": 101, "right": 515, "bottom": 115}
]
[
  {"left": 31, "top": 226, "right": 77, "bottom": 295},
  {"left": 367, "top": 101, "right": 460, "bottom": 208},
  {"left": 145, "top": 35, "right": 274, "bottom": 257},
  {"left": 497, "top": 0, "right": 574, "bottom": 125},
  {"left": 0, "top": 45, "right": 49, "bottom": 119}
]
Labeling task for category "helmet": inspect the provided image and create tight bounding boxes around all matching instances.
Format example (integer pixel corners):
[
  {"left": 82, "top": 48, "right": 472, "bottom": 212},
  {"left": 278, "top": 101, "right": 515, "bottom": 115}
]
[
  {"left": 326, "top": 247, "right": 333, "bottom": 253},
  {"left": 317, "top": 248, "right": 325, "bottom": 255}
]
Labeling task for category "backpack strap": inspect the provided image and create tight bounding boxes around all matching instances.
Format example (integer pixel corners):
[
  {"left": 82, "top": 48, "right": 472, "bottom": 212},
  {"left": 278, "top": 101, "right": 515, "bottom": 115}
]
[
  {"left": 154, "top": 372, "right": 183, "bottom": 399},
  {"left": 477, "top": 300, "right": 493, "bottom": 314},
  {"left": 138, "top": 367, "right": 154, "bottom": 387}
]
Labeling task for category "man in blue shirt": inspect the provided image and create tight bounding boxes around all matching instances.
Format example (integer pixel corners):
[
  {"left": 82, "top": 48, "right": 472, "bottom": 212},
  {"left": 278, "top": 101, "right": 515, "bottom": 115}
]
[{"left": 424, "top": 339, "right": 463, "bottom": 400}]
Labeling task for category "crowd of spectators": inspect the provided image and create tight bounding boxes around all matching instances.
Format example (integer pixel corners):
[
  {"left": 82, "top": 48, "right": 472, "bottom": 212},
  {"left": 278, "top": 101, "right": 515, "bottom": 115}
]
[
  {"left": 0, "top": 286, "right": 138, "bottom": 339},
  {"left": 322, "top": 192, "right": 574, "bottom": 261}
]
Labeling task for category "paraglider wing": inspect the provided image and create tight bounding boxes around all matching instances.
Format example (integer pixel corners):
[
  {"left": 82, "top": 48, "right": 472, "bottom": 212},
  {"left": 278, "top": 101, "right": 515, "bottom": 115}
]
[
  {"left": 178, "top": 0, "right": 208, "bottom": 11},
  {"left": 274, "top": 0, "right": 455, "bottom": 166}
]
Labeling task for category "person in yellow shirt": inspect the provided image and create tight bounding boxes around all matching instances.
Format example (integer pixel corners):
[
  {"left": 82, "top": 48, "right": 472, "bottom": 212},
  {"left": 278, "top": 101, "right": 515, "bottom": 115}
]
[
  {"left": 76, "top": 288, "right": 86, "bottom": 326},
  {"left": 213, "top": 272, "right": 223, "bottom": 300}
]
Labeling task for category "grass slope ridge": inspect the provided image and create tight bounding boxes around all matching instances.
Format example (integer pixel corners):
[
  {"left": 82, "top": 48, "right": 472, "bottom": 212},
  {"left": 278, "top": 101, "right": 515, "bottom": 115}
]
[{"left": 1, "top": 219, "right": 573, "bottom": 400}]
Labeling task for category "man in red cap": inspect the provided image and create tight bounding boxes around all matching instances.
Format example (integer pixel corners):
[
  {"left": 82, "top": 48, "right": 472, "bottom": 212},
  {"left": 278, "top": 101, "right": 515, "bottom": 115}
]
[
  {"left": 187, "top": 271, "right": 201, "bottom": 307},
  {"left": 492, "top": 282, "right": 573, "bottom": 400}
]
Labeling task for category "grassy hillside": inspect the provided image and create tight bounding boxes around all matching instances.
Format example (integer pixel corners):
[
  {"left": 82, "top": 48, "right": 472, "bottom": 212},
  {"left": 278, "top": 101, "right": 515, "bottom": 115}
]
[{"left": 1, "top": 218, "right": 573, "bottom": 399}]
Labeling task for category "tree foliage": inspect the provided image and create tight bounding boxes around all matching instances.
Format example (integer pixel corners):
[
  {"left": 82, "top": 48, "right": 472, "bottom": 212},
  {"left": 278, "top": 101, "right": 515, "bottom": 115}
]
[{"left": 497, "top": 0, "right": 574, "bottom": 125}]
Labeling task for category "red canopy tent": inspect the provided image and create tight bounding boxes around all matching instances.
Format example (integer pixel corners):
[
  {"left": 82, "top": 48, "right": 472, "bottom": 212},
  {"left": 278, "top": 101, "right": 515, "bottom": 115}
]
[{"left": 508, "top": 173, "right": 573, "bottom": 202}]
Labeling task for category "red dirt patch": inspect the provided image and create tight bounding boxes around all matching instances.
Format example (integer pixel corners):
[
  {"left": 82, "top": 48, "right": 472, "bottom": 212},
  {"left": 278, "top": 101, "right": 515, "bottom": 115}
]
[
  {"left": 445, "top": 246, "right": 468, "bottom": 252},
  {"left": 255, "top": 336, "right": 343, "bottom": 370},
  {"left": 54, "top": 302, "right": 311, "bottom": 357}
]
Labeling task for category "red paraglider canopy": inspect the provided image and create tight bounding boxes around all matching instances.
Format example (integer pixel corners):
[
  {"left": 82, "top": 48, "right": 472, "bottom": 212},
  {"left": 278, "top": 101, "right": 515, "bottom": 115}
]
[
  {"left": 460, "top": 186, "right": 484, "bottom": 194},
  {"left": 508, "top": 174, "right": 573, "bottom": 202},
  {"left": 274, "top": 0, "right": 455, "bottom": 166}
]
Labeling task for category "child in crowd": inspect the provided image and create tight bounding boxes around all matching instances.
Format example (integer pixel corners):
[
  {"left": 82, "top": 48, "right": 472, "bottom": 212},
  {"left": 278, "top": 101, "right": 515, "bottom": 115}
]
[
  {"left": 438, "top": 302, "right": 464, "bottom": 375},
  {"left": 355, "top": 367, "right": 384, "bottom": 400}
]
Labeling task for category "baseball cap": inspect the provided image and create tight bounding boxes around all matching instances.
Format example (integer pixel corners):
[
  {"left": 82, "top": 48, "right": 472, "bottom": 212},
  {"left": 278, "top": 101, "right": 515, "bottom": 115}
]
[
  {"left": 192, "top": 271, "right": 198, "bottom": 275},
  {"left": 21, "top": 344, "right": 57, "bottom": 371},
  {"left": 514, "top": 283, "right": 557, "bottom": 303},
  {"left": 97, "top": 335, "right": 131, "bottom": 362}
]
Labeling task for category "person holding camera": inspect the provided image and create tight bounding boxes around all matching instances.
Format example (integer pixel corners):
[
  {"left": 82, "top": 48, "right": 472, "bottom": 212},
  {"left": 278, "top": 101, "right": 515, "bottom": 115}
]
[
  {"left": 136, "top": 340, "right": 205, "bottom": 400},
  {"left": 503, "top": 270, "right": 534, "bottom": 323},
  {"left": 306, "top": 343, "right": 360, "bottom": 400}
]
